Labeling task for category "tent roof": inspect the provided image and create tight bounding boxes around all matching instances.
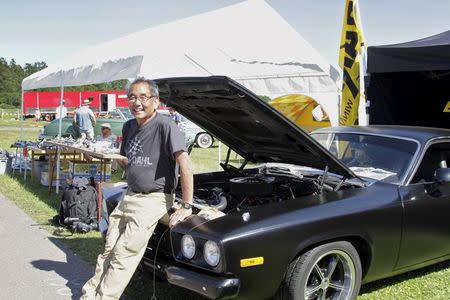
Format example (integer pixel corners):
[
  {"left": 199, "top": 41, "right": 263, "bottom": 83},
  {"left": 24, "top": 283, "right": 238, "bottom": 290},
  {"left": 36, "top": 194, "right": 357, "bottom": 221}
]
[
  {"left": 22, "top": 0, "right": 337, "bottom": 90},
  {"left": 367, "top": 30, "right": 450, "bottom": 73},
  {"left": 22, "top": 0, "right": 341, "bottom": 124}
]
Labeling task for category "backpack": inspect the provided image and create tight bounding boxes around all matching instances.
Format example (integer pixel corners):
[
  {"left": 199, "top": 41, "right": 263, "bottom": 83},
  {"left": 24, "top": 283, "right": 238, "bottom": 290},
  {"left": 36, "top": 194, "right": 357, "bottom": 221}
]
[{"left": 55, "top": 185, "right": 98, "bottom": 233}]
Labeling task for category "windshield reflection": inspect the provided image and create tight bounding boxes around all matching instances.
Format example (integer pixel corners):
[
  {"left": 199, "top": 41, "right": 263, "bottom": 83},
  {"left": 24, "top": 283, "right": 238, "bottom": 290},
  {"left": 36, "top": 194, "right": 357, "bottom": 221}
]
[{"left": 312, "top": 133, "right": 418, "bottom": 184}]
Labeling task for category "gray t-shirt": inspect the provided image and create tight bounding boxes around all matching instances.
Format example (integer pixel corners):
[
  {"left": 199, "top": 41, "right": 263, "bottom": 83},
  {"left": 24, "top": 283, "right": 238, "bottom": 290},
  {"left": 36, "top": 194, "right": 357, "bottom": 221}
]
[
  {"left": 75, "top": 106, "right": 95, "bottom": 131},
  {"left": 120, "top": 113, "right": 187, "bottom": 193}
]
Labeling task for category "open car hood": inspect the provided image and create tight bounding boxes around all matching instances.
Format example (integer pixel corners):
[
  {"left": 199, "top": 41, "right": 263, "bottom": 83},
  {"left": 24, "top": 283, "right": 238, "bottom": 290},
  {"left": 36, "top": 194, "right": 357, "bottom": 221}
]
[{"left": 156, "top": 76, "right": 356, "bottom": 179}]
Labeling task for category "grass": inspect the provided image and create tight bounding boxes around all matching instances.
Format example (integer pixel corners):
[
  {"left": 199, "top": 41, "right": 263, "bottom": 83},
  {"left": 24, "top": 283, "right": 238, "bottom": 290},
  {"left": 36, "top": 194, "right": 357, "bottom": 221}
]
[
  {"left": 0, "top": 120, "right": 449, "bottom": 299},
  {"left": 0, "top": 119, "right": 45, "bottom": 150}
]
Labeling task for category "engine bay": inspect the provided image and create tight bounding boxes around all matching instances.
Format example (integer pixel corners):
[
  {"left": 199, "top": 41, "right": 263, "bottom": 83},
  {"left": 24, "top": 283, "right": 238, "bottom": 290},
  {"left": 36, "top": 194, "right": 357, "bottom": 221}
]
[{"left": 176, "top": 165, "right": 360, "bottom": 215}]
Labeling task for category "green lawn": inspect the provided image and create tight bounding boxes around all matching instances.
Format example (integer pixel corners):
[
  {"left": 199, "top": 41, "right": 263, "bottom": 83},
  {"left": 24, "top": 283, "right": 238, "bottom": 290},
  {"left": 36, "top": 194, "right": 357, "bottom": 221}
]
[{"left": 0, "top": 120, "right": 449, "bottom": 299}]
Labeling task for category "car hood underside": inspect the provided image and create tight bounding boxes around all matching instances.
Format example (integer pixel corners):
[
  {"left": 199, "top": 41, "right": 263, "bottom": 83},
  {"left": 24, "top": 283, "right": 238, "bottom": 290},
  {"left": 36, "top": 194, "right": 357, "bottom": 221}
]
[{"left": 156, "top": 76, "right": 355, "bottom": 178}]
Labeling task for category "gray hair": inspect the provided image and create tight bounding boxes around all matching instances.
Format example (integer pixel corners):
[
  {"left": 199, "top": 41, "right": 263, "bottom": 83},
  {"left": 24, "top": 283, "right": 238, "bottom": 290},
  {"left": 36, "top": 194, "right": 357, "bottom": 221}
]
[{"left": 126, "top": 77, "right": 159, "bottom": 97}]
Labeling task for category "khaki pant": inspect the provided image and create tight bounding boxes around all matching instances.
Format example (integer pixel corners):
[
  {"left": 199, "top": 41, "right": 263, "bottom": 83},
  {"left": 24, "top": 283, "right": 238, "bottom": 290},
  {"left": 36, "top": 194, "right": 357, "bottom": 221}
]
[{"left": 81, "top": 191, "right": 173, "bottom": 300}]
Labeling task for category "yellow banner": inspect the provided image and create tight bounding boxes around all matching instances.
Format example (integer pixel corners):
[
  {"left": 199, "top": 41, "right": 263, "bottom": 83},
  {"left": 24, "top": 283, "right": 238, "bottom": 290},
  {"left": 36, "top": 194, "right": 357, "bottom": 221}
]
[
  {"left": 339, "top": 0, "right": 365, "bottom": 125},
  {"left": 443, "top": 101, "right": 450, "bottom": 112}
]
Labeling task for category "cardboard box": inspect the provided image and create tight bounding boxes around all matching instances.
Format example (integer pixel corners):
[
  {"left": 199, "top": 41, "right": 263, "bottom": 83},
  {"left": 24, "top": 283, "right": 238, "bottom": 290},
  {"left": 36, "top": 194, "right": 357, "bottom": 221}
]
[{"left": 69, "top": 161, "right": 111, "bottom": 182}]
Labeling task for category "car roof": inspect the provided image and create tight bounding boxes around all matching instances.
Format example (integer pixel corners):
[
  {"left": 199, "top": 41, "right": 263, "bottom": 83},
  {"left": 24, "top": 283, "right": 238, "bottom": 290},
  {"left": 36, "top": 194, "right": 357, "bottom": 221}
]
[{"left": 313, "top": 125, "right": 450, "bottom": 145}]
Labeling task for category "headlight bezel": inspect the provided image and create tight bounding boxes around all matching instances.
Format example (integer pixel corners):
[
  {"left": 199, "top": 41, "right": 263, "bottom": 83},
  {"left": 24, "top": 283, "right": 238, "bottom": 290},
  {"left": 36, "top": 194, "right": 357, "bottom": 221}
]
[{"left": 172, "top": 230, "right": 225, "bottom": 273}]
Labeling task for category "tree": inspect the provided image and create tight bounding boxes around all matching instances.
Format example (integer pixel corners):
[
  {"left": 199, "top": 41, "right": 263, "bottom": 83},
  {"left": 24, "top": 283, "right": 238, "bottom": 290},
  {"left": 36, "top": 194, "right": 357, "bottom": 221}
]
[{"left": 0, "top": 58, "right": 47, "bottom": 108}]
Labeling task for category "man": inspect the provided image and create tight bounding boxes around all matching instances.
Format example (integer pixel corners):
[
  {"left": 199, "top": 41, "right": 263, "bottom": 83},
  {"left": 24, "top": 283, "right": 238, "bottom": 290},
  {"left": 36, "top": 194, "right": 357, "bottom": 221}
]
[
  {"left": 74, "top": 99, "right": 96, "bottom": 140},
  {"left": 81, "top": 78, "right": 193, "bottom": 299},
  {"left": 55, "top": 99, "right": 68, "bottom": 119},
  {"left": 95, "top": 123, "right": 117, "bottom": 144},
  {"left": 169, "top": 107, "right": 183, "bottom": 126}
]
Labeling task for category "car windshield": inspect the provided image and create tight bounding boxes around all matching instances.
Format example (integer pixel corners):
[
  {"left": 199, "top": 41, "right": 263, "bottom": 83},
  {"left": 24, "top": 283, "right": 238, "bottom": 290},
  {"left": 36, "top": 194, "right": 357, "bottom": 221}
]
[{"left": 311, "top": 133, "right": 418, "bottom": 184}]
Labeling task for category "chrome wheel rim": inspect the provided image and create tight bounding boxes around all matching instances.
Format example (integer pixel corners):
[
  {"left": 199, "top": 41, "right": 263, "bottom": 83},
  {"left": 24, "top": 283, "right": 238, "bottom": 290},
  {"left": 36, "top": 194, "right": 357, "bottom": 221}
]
[
  {"left": 303, "top": 250, "right": 356, "bottom": 300},
  {"left": 197, "top": 133, "right": 212, "bottom": 148}
]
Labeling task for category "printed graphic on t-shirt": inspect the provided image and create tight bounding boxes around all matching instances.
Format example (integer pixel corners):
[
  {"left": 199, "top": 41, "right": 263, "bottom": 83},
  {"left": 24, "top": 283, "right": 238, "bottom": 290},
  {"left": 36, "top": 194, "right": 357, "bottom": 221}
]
[{"left": 127, "top": 137, "right": 152, "bottom": 167}]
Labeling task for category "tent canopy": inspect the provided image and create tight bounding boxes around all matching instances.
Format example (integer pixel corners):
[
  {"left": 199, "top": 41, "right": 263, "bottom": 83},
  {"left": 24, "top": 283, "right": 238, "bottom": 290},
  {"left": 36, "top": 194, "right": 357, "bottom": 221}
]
[
  {"left": 366, "top": 30, "right": 450, "bottom": 128},
  {"left": 367, "top": 30, "right": 450, "bottom": 73},
  {"left": 22, "top": 0, "right": 340, "bottom": 124}
]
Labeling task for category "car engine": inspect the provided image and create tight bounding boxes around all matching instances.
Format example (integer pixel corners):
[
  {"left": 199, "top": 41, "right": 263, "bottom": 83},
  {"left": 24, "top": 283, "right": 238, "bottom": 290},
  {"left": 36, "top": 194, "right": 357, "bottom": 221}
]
[{"left": 178, "top": 171, "right": 322, "bottom": 214}]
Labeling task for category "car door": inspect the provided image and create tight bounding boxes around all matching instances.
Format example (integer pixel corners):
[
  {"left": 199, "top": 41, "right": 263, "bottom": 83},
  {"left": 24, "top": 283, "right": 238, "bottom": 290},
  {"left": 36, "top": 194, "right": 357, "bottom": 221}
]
[{"left": 396, "top": 140, "right": 450, "bottom": 268}]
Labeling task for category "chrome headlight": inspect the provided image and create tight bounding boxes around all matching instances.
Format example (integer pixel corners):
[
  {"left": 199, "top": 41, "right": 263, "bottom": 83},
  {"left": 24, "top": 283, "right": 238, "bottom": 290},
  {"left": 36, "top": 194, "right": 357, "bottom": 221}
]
[
  {"left": 181, "top": 235, "right": 196, "bottom": 259},
  {"left": 204, "top": 240, "right": 221, "bottom": 266}
]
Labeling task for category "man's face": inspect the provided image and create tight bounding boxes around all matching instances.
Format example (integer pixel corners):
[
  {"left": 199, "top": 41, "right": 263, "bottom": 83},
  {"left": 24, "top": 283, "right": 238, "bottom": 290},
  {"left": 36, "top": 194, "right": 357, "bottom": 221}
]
[
  {"left": 128, "top": 82, "right": 160, "bottom": 123},
  {"left": 102, "top": 127, "right": 111, "bottom": 137}
]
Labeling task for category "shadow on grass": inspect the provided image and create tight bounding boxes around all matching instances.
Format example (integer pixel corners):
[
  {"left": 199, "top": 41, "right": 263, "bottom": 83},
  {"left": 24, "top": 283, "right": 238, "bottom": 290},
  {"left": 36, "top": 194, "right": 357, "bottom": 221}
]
[
  {"left": 360, "top": 260, "right": 450, "bottom": 295},
  {"left": 126, "top": 268, "right": 207, "bottom": 300}
]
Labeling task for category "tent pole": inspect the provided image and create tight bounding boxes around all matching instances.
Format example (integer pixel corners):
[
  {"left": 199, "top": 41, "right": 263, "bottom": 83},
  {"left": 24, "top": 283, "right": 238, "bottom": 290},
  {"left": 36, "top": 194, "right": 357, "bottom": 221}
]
[
  {"left": 20, "top": 88, "right": 25, "bottom": 177},
  {"left": 56, "top": 85, "right": 64, "bottom": 194},
  {"left": 20, "top": 88, "right": 24, "bottom": 141}
]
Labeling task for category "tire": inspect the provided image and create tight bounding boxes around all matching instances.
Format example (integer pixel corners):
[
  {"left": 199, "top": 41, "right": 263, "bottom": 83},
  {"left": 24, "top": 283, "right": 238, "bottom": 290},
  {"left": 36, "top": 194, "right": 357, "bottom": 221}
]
[
  {"left": 276, "top": 241, "right": 361, "bottom": 300},
  {"left": 195, "top": 132, "right": 213, "bottom": 148}
]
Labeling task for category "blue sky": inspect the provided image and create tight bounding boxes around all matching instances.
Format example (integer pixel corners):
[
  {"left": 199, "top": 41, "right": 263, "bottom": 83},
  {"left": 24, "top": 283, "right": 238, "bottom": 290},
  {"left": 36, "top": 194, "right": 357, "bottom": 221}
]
[{"left": 1, "top": 0, "right": 449, "bottom": 68}]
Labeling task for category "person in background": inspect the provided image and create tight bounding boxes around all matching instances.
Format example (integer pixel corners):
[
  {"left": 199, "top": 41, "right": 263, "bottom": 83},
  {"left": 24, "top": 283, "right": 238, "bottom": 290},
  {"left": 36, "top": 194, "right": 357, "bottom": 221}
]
[
  {"left": 34, "top": 108, "right": 41, "bottom": 122},
  {"left": 74, "top": 99, "right": 96, "bottom": 140},
  {"left": 55, "top": 99, "right": 68, "bottom": 119},
  {"left": 169, "top": 107, "right": 183, "bottom": 126},
  {"left": 81, "top": 77, "right": 193, "bottom": 300},
  {"left": 95, "top": 123, "right": 117, "bottom": 144}
]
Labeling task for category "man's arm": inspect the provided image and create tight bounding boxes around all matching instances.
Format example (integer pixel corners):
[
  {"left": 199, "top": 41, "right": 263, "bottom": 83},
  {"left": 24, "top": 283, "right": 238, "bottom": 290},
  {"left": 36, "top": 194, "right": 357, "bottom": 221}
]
[{"left": 169, "top": 150, "right": 194, "bottom": 228}]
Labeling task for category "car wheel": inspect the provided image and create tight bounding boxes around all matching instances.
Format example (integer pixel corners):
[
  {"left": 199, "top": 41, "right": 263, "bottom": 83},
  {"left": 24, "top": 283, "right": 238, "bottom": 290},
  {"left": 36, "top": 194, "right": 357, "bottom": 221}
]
[
  {"left": 277, "top": 241, "right": 361, "bottom": 300},
  {"left": 196, "top": 133, "right": 213, "bottom": 148}
]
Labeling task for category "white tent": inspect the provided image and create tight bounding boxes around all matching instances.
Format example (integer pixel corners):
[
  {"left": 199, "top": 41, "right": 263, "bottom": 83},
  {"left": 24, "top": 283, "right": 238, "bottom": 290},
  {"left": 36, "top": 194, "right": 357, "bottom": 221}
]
[{"left": 22, "top": 0, "right": 340, "bottom": 124}]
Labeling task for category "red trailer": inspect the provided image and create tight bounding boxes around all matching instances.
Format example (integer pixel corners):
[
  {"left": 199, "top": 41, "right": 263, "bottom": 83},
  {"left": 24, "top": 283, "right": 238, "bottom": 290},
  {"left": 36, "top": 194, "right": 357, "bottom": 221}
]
[{"left": 23, "top": 90, "right": 129, "bottom": 119}]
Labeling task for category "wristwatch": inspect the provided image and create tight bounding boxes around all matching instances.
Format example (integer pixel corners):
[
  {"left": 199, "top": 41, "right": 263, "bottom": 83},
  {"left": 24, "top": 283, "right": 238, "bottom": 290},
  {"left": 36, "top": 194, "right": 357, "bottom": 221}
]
[{"left": 181, "top": 202, "right": 193, "bottom": 210}]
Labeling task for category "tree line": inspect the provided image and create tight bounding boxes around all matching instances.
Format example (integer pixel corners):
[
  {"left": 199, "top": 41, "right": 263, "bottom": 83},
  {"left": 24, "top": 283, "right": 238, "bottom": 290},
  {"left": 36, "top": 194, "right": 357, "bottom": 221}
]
[
  {"left": 0, "top": 58, "right": 47, "bottom": 108},
  {"left": 0, "top": 57, "right": 127, "bottom": 109}
]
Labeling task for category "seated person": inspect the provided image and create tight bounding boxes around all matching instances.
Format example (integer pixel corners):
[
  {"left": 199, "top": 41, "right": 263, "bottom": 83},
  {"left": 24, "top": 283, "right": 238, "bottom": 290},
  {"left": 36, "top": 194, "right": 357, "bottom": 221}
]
[{"left": 96, "top": 123, "right": 117, "bottom": 144}]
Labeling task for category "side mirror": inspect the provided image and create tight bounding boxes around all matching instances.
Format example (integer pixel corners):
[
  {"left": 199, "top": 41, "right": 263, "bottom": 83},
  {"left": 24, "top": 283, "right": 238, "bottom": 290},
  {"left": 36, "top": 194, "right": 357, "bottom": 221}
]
[{"left": 435, "top": 168, "right": 450, "bottom": 185}]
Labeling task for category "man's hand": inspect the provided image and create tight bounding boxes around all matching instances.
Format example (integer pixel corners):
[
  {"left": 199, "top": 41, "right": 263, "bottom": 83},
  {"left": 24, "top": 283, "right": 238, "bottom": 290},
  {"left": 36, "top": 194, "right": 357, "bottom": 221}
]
[
  {"left": 170, "top": 150, "right": 194, "bottom": 228},
  {"left": 169, "top": 207, "right": 192, "bottom": 228}
]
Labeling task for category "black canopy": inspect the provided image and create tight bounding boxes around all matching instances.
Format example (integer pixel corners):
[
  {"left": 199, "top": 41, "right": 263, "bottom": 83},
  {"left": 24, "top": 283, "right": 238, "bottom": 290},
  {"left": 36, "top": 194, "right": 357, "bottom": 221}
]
[
  {"left": 366, "top": 30, "right": 450, "bottom": 129},
  {"left": 367, "top": 30, "right": 450, "bottom": 73}
]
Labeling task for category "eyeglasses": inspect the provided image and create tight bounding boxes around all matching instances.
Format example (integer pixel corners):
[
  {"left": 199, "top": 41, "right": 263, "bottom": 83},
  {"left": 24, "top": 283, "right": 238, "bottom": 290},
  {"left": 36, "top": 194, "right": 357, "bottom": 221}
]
[{"left": 128, "top": 95, "right": 157, "bottom": 104}]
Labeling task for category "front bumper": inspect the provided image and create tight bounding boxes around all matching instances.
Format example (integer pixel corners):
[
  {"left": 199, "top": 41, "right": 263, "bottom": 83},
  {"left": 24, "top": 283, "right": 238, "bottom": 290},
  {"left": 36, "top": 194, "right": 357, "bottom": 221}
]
[{"left": 165, "top": 266, "right": 240, "bottom": 299}]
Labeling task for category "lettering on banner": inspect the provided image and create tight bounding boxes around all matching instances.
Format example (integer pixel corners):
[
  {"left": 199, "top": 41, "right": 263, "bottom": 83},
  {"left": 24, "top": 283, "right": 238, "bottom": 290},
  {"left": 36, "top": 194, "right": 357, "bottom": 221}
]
[{"left": 443, "top": 101, "right": 450, "bottom": 113}]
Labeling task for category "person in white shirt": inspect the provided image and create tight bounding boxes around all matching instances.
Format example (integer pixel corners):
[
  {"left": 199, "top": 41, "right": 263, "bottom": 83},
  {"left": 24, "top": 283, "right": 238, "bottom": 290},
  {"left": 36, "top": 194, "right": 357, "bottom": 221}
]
[
  {"left": 95, "top": 123, "right": 117, "bottom": 144},
  {"left": 55, "top": 100, "right": 68, "bottom": 119}
]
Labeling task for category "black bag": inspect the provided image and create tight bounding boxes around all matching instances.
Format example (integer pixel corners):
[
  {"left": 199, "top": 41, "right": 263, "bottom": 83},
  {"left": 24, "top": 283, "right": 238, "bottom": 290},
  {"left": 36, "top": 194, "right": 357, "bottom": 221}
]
[{"left": 54, "top": 185, "right": 98, "bottom": 232}]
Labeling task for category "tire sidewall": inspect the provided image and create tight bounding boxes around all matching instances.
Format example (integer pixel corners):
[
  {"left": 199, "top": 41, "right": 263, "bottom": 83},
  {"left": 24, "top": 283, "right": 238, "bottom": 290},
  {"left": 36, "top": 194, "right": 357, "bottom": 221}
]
[{"left": 289, "top": 241, "right": 362, "bottom": 300}]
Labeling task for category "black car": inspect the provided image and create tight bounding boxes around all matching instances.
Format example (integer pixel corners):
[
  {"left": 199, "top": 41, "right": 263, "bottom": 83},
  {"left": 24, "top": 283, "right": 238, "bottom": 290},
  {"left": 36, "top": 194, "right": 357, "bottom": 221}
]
[{"left": 113, "top": 77, "right": 450, "bottom": 300}]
